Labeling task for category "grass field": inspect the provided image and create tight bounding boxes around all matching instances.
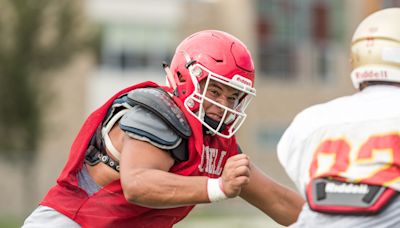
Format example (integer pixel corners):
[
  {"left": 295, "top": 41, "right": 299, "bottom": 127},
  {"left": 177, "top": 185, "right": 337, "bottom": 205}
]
[
  {"left": 174, "top": 202, "right": 286, "bottom": 228},
  {"left": 175, "top": 215, "right": 285, "bottom": 228},
  {"left": 0, "top": 217, "right": 21, "bottom": 228}
]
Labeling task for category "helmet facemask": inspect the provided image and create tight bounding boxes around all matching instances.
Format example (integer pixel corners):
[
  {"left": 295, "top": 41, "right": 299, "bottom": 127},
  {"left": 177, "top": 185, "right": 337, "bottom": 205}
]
[{"left": 184, "top": 62, "right": 256, "bottom": 138}]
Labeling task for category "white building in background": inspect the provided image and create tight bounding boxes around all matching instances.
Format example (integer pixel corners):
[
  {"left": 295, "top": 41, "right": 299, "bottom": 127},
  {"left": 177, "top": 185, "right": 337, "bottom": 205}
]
[{"left": 84, "top": 0, "right": 185, "bottom": 112}]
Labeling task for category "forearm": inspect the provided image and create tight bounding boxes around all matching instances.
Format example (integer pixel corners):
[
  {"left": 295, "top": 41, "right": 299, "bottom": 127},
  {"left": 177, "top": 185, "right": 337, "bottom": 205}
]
[
  {"left": 119, "top": 137, "right": 211, "bottom": 208},
  {"left": 119, "top": 139, "right": 250, "bottom": 208},
  {"left": 257, "top": 184, "right": 304, "bottom": 226},
  {"left": 121, "top": 168, "right": 210, "bottom": 208},
  {"left": 240, "top": 164, "right": 305, "bottom": 226}
]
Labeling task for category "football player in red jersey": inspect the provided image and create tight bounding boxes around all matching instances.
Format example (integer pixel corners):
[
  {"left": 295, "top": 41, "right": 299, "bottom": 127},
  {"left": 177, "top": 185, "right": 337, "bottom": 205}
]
[
  {"left": 23, "top": 30, "right": 304, "bottom": 228},
  {"left": 278, "top": 8, "right": 400, "bottom": 228}
]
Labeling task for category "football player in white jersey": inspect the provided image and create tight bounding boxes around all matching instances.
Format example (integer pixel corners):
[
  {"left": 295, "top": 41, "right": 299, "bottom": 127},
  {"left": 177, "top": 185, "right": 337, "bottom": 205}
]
[{"left": 278, "top": 8, "right": 400, "bottom": 228}]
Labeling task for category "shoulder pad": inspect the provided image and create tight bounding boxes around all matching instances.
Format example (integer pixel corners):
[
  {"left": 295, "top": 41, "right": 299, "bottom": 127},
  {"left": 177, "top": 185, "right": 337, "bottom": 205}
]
[
  {"left": 120, "top": 106, "right": 188, "bottom": 162},
  {"left": 120, "top": 106, "right": 181, "bottom": 149},
  {"left": 104, "top": 95, "right": 130, "bottom": 125},
  {"left": 125, "top": 88, "right": 191, "bottom": 138}
]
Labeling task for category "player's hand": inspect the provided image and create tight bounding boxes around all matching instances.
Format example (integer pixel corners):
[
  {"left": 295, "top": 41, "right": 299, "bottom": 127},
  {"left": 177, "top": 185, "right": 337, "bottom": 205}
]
[{"left": 220, "top": 154, "right": 250, "bottom": 198}]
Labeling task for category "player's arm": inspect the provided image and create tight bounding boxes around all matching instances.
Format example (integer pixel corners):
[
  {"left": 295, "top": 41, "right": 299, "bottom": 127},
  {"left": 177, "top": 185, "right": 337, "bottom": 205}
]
[
  {"left": 117, "top": 101, "right": 207, "bottom": 208},
  {"left": 239, "top": 163, "right": 305, "bottom": 226},
  {"left": 120, "top": 137, "right": 251, "bottom": 208},
  {"left": 119, "top": 136, "right": 208, "bottom": 208}
]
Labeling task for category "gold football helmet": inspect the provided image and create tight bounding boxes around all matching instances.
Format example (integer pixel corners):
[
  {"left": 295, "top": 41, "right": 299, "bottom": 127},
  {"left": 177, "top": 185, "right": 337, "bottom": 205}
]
[{"left": 350, "top": 8, "right": 400, "bottom": 89}]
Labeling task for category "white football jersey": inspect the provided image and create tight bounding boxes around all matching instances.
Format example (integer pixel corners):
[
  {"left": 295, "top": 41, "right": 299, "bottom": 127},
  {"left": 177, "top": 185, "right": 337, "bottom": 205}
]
[{"left": 277, "top": 85, "right": 400, "bottom": 196}]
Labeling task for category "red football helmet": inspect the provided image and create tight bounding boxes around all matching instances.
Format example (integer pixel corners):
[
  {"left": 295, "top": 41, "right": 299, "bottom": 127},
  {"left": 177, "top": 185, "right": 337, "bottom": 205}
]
[{"left": 165, "top": 30, "right": 256, "bottom": 138}]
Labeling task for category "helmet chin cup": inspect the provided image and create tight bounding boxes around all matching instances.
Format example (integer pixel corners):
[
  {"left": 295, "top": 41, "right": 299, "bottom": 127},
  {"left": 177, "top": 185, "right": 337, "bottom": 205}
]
[
  {"left": 224, "top": 113, "right": 236, "bottom": 125},
  {"left": 203, "top": 115, "right": 227, "bottom": 134}
]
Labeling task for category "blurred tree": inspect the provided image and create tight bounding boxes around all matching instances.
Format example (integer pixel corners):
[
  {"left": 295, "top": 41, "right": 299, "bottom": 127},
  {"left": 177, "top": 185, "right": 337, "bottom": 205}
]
[{"left": 0, "top": 0, "right": 97, "bottom": 213}]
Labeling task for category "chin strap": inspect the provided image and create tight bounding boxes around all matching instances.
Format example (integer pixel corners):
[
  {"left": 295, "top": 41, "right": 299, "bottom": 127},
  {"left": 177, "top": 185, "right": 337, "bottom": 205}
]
[{"left": 203, "top": 115, "right": 227, "bottom": 135}]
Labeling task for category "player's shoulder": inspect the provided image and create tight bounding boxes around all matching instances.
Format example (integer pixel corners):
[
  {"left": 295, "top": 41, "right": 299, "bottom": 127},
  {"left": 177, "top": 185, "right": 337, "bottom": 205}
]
[
  {"left": 119, "top": 87, "right": 191, "bottom": 162},
  {"left": 296, "top": 86, "right": 400, "bottom": 122},
  {"left": 278, "top": 95, "right": 352, "bottom": 155},
  {"left": 293, "top": 95, "right": 352, "bottom": 125},
  {"left": 125, "top": 87, "right": 191, "bottom": 137}
]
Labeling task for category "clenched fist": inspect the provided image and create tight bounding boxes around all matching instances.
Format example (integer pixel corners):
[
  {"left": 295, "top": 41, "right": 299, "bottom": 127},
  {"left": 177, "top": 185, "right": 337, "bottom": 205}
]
[{"left": 220, "top": 154, "right": 250, "bottom": 198}]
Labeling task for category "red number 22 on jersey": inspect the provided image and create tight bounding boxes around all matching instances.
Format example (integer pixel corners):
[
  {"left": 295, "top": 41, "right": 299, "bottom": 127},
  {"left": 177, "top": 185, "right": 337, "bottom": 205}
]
[{"left": 309, "top": 133, "right": 400, "bottom": 187}]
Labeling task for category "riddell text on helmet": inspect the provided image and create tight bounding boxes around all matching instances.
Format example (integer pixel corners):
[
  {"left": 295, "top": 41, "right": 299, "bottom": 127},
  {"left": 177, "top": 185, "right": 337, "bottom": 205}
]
[
  {"left": 355, "top": 70, "right": 388, "bottom": 79},
  {"left": 232, "top": 75, "right": 253, "bottom": 87}
]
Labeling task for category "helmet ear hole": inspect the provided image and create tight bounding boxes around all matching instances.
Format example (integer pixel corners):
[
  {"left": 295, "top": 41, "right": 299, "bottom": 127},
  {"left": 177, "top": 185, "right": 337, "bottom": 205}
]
[{"left": 177, "top": 72, "right": 185, "bottom": 82}]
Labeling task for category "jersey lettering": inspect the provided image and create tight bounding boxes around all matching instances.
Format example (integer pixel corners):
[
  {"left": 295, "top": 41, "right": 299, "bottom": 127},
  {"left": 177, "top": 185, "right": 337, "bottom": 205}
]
[{"left": 198, "top": 145, "right": 227, "bottom": 176}]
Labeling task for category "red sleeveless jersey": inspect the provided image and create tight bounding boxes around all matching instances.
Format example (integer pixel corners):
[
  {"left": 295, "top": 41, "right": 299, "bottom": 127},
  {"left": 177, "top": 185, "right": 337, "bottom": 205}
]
[{"left": 41, "top": 81, "right": 240, "bottom": 228}]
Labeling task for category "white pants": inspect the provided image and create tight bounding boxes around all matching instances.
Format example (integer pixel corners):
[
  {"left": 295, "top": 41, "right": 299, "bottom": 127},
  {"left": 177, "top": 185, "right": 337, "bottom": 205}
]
[{"left": 22, "top": 205, "right": 81, "bottom": 228}]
